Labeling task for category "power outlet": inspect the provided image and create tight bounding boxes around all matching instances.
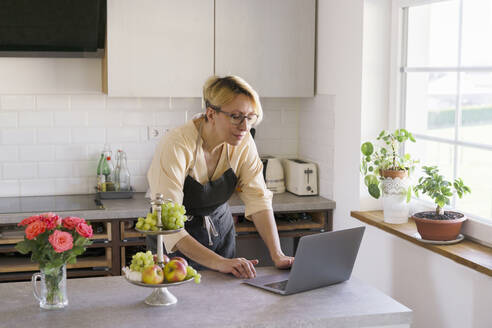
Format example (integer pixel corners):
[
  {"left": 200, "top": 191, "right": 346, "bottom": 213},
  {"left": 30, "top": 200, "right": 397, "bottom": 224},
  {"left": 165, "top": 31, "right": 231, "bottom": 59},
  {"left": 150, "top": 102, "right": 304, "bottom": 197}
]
[{"left": 147, "top": 126, "right": 170, "bottom": 141}]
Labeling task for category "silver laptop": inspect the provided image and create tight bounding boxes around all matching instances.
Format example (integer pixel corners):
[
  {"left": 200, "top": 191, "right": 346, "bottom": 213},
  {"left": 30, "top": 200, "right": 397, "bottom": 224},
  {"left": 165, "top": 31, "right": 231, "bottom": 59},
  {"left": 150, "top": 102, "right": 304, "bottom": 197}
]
[{"left": 244, "top": 226, "right": 365, "bottom": 295}]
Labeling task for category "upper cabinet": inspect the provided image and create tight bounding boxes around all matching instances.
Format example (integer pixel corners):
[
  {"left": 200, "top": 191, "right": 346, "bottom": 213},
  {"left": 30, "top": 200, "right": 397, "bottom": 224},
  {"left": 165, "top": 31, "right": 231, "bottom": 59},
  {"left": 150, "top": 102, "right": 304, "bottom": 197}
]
[
  {"left": 215, "top": 0, "right": 316, "bottom": 97},
  {"left": 105, "top": 0, "right": 214, "bottom": 97},
  {"left": 104, "top": 0, "right": 315, "bottom": 98}
]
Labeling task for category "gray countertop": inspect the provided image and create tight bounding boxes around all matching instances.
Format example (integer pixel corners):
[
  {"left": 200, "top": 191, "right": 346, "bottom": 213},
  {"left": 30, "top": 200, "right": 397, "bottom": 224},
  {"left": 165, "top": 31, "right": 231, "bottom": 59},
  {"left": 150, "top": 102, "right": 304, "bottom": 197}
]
[
  {"left": 0, "top": 267, "right": 411, "bottom": 328},
  {"left": 0, "top": 192, "right": 336, "bottom": 225}
]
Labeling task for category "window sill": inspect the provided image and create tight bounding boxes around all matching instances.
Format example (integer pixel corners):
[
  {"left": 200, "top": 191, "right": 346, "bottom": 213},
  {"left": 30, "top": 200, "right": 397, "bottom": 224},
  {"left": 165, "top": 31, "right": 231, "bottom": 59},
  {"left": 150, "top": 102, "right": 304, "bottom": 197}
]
[{"left": 350, "top": 210, "right": 492, "bottom": 277}]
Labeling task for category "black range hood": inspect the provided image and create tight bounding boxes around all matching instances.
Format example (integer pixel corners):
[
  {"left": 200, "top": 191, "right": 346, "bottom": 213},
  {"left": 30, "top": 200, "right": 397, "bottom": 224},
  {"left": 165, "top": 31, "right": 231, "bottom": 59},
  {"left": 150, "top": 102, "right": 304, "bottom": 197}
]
[{"left": 0, "top": 0, "right": 106, "bottom": 56}]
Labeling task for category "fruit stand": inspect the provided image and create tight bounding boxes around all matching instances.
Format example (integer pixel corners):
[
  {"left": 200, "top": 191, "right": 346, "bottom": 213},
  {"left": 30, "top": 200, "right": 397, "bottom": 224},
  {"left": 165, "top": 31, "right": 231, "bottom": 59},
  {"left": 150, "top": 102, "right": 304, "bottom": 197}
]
[{"left": 121, "top": 194, "right": 199, "bottom": 306}]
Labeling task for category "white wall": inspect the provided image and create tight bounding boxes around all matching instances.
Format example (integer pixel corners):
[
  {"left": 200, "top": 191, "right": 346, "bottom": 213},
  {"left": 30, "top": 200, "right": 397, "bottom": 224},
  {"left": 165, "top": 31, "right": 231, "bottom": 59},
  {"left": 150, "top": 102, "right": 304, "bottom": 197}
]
[
  {"left": 316, "top": 0, "right": 364, "bottom": 229},
  {"left": 0, "top": 59, "right": 299, "bottom": 197},
  {"left": 316, "top": 0, "right": 492, "bottom": 327}
]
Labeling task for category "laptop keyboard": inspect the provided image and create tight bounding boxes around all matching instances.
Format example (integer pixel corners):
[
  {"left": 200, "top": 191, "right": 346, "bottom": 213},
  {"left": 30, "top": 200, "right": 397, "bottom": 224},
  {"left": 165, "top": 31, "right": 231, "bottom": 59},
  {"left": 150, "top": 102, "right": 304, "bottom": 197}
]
[{"left": 265, "top": 280, "right": 288, "bottom": 291}]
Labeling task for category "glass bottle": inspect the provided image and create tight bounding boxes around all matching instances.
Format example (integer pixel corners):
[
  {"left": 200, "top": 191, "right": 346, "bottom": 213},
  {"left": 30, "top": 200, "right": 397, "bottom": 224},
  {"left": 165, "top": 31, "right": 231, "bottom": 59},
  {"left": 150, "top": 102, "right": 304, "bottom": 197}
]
[
  {"left": 102, "top": 154, "right": 115, "bottom": 192},
  {"left": 113, "top": 150, "right": 122, "bottom": 191},
  {"left": 118, "top": 151, "right": 131, "bottom": 192},
  {"left": 96, "top": 153, "right": 105, "bottom": 192}
]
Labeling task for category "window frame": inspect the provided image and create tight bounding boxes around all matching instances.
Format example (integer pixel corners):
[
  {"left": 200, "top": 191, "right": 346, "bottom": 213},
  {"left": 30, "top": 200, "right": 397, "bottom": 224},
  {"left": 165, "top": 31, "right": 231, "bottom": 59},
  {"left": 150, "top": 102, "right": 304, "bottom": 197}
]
[{"left": 390, "top": 0, "right": 492, "bottom": 247}]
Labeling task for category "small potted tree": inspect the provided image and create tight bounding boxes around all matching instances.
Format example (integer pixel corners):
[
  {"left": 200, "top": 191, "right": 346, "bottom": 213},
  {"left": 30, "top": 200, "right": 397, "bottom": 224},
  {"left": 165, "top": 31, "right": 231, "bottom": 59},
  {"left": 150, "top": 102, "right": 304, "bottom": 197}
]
[
  {"left": 361, "top": 129, "right": 418, "bottom": 223},
  {"left": 412, "top": 166, "right": 471, "bottom": 241}
]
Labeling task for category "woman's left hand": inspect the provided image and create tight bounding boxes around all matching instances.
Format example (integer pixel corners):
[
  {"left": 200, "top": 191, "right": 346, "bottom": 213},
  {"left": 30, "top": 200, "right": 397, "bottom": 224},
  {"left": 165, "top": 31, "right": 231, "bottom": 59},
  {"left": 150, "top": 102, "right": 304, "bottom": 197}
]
[{"left": 272, "top": 253, "right": 294, "bottom": 269}]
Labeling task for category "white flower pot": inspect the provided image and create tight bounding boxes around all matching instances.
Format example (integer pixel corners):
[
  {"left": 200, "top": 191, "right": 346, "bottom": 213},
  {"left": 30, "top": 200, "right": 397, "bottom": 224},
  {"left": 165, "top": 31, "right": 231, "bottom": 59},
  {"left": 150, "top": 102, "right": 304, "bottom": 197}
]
[{"left": 381, "top": 176, "right": 410, "bottom": 224}]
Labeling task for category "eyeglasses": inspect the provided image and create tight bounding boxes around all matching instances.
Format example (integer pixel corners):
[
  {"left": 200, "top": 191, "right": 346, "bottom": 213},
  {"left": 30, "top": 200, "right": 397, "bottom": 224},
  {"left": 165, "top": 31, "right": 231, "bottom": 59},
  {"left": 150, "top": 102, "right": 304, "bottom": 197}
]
[{"left": 208, "top": 103, "right": 258, "bottom": 126}]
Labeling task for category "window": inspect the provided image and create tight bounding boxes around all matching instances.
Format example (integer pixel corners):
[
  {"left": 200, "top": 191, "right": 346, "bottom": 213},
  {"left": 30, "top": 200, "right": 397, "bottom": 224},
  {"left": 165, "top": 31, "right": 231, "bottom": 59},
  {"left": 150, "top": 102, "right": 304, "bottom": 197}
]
[{"left": 396, "top": 0, "right": 492, "bottom": 234}]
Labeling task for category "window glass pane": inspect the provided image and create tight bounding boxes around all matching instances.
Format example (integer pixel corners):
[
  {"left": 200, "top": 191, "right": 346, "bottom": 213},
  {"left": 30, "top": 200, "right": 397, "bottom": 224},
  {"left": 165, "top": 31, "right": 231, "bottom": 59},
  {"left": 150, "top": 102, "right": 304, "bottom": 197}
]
[
  {"left": 455, "top": 146, "right": 492, "bottom": 220},
  {"left": 461, "top": 0, "right": 492, "bottom": 66},
  {"left": 405, "top": 139, "right": 454, "bottom": 204},
  {"left": 459, "top": 72, "right": 492, "bottom": 145},
  {"left": 405, "top": 72, "right": 457, "bottom": 139},
  {"left": 407, "top": 1, "right": 460, "bottom": 67}
]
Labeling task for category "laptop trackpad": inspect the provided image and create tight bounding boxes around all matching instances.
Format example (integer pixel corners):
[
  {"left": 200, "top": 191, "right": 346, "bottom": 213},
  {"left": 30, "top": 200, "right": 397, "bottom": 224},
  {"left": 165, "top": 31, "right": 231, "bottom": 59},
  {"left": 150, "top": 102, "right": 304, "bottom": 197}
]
[{"left": 247, "top": 272, "right": 290, "bottom": 286}]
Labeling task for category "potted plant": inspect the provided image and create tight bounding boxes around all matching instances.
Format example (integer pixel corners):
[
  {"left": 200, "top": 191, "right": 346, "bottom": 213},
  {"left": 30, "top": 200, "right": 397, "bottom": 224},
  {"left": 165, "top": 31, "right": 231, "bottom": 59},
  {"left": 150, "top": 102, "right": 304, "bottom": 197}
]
[
  {"left": 360, "top": 129, "right": 418, "bottom": 223},
  {"left": 412, "top": 166, "right": 471, "bottom": 241}
]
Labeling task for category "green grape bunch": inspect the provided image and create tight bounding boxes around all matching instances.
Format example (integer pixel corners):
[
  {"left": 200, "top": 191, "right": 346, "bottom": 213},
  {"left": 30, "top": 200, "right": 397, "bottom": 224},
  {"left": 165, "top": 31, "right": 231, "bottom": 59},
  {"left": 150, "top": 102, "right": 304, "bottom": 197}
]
[
  {"left": 129, "top": 251, "right": 154, "bottom": 272},
  {"left": 135, "top": 201, "right": 188, "bottom": 231},
  {"left": 161, "top": 202, "right": 187, "bottom": 230},
  {"left": 135, "top": 212, "right": 159, "bottom": 231}
]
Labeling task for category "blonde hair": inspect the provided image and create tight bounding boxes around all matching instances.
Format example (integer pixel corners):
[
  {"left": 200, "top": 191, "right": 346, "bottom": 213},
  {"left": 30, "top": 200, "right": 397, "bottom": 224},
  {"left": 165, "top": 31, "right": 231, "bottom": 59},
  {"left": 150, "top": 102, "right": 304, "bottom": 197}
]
[{"left": 202, "top": 75, "right": 263, "bottom": 125}]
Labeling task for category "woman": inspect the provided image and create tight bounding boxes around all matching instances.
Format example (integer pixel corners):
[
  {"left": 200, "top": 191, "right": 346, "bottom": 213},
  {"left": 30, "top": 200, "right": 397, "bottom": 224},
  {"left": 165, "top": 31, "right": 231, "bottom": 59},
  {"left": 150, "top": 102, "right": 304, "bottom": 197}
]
[{"left": 147, "top": 75, "right": 294, "bottom": 279}]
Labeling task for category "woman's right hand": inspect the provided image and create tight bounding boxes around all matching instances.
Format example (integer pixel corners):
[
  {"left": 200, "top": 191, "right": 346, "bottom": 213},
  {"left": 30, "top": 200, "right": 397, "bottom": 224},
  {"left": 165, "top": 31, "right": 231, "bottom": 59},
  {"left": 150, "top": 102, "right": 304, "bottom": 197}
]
[{"left": 217, "top": 257, "right": 259, "bottom": 279}]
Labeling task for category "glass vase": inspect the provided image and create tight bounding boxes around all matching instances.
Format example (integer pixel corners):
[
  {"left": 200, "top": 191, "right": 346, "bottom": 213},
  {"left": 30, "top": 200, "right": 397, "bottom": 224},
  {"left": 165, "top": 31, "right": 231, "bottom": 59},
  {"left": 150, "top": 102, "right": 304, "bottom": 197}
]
[{"left": 32, "top": 264, "right": 68, "bottom": 309}]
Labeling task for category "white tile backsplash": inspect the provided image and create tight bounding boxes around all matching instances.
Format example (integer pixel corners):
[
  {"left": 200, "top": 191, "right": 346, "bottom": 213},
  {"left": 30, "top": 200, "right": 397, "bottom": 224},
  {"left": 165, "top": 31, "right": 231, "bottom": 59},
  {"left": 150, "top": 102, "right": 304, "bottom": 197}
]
[
  {"left": 71, "top": 128, "right": 106, "bottom": 144},
  {"left": 37, "top": 95, "right": 70, "bottom": 111},
  {"left": 55, "top": 178, "right": 89, "bottom": 194},
  {"left": 1, "top": 96, "right": 35, "bottom": 111},
  {"left": 107, "top": 127, "right": 141, "bottom": 143},
  {"left": 71, "top": 95, "right": 106, "bottom": 111},
  {"left": 0, "top": 145, "right": 19, "bottom": 162},
  {"left": 107, "top": 97, "right": 140, "bottom": 111},
  {"left": 20, "top": 179, "right": 56, "bottom": 196},
  {"left": 37, "top": 128, "right": 71, "bottom": 144},
  {"left": 155, "top": 111, "right": 187, "bottom": 125},
  {"left": 0, "top": 179, "right": 20, "bottom": 196},
  {"left": 36, "top": 95, "right": 70, "bottom": 111},
  {"left": 0, "top": 94, "right": 302, "bottom": 197},
  {"left": 1, "top": 128, "right": 35, "bottom": 145},
  {"left": 87, "top": 111, "right": 122, "bottom": 127},
  {"left": 140, "top": 98, "right": 169, "bottom": 111},
  {"left": 19, "top": 112, "right": 52, "bottom": 127},
  {"left": 38, "top": 162, "right": 72, "bottom": 178},
  {"left": 19, "top": 145, "right": 55, "bottom": 161},
  {"left": 54, "top": 112, "right": 88, "bottom": 127},
  {"left": 72, "top": 161, "right": 95, "bottom": 178},
  {"left": 3, "top": 162, "right": 37, "bottom": 179},
  {"left": 0, "top": 112, "right": 18, "bottom": 127},
  {"left": 55, "top": 145, "right": 88, "bottom": 161},
  {"left": 299, "top": 95, "right": 335, "bottom": 198},
  {"left": 122, "top": 112, "right": 153, "bottom": 127}
]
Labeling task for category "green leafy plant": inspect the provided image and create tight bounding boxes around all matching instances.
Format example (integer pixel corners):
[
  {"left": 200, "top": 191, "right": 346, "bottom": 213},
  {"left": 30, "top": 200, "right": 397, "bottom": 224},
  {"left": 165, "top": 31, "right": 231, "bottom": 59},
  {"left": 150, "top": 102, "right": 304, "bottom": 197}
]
[
  {"left": 360, "top": 129, "right": 418, "bottom": 199},
  {"left": 413, "top": 166, "right": 471, "bottom": 218}
]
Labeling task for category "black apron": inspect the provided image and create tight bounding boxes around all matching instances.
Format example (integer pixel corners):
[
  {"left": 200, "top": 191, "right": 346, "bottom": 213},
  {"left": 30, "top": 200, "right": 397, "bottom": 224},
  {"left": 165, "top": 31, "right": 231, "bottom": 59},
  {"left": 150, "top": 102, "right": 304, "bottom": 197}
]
[{"left": 147, "top": 122, "right": 238, "bottom": 269}]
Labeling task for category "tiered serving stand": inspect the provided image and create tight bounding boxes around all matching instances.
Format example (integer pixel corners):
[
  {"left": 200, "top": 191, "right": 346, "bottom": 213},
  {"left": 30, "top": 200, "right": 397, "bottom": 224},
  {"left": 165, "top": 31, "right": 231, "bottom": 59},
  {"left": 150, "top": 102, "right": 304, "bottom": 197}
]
[{"left": 123, "top": 193, "right": 192, "bottom": 306}]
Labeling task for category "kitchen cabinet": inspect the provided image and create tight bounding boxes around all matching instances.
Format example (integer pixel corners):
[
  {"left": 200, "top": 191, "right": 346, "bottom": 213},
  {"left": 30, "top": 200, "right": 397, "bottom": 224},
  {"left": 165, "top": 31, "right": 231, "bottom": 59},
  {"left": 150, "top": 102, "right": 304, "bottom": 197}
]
[
  {"left": 104, "top": 0, "right": 315, "bottom": 98},
  {"left": 104, "top": 0, "right": 214, "bottom": 97},
  {"left": 215, "top": 0, "right": 316, "bottom": 97},
  {"left": 0, "top": 221, "right": 113, "bottom": 282},
  {"left": 0, "top": 193, "right": 335, "bottom": 281}
]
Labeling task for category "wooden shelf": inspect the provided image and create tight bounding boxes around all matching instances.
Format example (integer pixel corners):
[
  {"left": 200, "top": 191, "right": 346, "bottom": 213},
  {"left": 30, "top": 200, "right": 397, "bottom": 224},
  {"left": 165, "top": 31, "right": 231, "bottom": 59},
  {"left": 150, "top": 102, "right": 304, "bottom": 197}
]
[
  {"left": 235, "top": 212, "right": 326, "bottom": 233},
  {"left": 0, "top": 222, "right": 111, "bottom": 245},
  {"left": 351, "top": 210, "right": 492, "bottom": 277},
  {"left": 0, "top": 248, "right": 111, "bottom": 273},
  {"left": 120, "top": 220, "right": 145, "bottom": 240}
]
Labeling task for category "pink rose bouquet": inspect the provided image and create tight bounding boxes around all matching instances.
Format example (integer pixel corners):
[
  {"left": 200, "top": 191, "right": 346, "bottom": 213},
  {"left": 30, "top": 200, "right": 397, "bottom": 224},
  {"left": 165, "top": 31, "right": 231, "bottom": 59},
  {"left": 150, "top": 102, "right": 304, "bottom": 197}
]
[{"left": 16, "top": 213, "right": 93, "bottom": 270}]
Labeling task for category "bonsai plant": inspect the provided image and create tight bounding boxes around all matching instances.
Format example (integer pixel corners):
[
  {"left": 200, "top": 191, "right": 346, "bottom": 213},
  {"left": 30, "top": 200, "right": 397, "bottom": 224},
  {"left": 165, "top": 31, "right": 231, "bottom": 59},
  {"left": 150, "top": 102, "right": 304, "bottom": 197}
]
[
  {"left": 412, "top": 166, "right": 471, "bottom": 241},
  {"left": 361, "top": 129, "right": 418, "bottom": 200}
]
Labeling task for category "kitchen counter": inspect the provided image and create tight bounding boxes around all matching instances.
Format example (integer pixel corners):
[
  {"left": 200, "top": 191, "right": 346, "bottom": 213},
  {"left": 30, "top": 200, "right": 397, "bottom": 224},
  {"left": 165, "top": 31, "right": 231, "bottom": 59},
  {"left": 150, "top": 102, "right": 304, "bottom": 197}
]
[
  {"left": 0, "top": 192, "right": 336, "bottom": 224},
  {"left": 0, "top": 267, "right": 411, "bottom": 328}
]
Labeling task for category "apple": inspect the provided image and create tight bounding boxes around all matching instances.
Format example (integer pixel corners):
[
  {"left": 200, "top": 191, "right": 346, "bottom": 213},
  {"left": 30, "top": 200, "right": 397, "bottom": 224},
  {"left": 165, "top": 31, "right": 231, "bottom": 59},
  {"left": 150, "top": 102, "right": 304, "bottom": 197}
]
[
  {"left": 164, "top": 260, "right": 187, "bottom": 282},
  {"left": 154, "top": 254, "right": 170, "bottom": 266},
  {"left": 142, "top": 265, "right": 164, "bottom": 284},
  {"left": 170, "top": 256, "right": 188, "bottom": 267}
]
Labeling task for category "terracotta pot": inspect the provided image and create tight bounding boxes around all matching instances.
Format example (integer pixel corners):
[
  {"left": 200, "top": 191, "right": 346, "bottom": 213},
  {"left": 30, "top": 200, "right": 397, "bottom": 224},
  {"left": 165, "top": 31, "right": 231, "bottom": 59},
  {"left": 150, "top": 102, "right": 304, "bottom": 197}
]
[
  {"left": 412, "top": 211, "right": 466, "bottom": 241},
  {"left": 380, "top": 169, "right": 408, "bottom": 179}
]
